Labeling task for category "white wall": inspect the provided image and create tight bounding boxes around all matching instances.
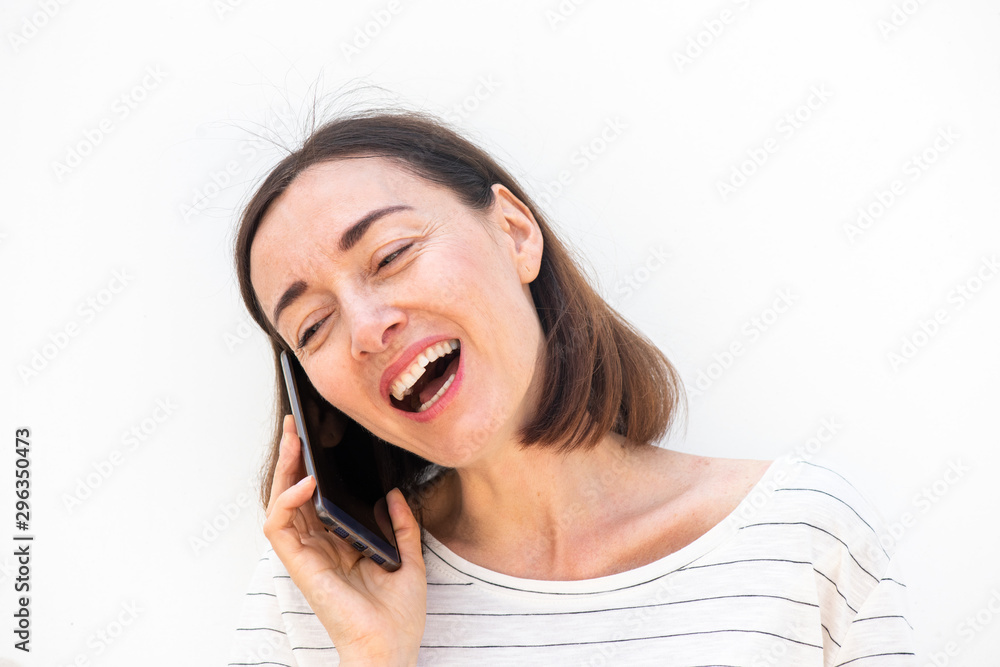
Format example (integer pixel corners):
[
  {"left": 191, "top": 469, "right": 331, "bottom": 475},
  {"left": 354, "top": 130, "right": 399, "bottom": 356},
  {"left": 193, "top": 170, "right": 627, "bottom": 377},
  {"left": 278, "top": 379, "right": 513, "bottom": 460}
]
[{"left": 3, "top": 0, "right": 998, "bottom": 664}]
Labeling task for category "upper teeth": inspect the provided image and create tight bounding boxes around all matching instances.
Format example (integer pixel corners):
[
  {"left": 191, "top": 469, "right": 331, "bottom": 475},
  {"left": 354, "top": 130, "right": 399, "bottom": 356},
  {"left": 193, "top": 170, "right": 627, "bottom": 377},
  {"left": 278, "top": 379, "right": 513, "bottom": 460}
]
[{"left": 390, "top": 339, "right": 459, "bottom": 401}]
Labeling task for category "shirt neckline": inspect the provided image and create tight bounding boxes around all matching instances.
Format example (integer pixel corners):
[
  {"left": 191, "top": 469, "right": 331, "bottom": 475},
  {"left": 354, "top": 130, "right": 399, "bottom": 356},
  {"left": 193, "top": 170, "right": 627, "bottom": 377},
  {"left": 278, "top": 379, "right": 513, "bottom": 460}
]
[{"left": 420, "top": 455, "right": 795, "bottom": 595}]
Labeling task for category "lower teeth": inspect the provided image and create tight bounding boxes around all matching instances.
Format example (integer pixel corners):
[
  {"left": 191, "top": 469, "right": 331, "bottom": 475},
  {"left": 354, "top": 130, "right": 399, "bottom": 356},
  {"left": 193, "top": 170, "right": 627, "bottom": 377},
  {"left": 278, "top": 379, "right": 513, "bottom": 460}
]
[{"left": 417, "top": 373, "right": 456, "bottom": 412}]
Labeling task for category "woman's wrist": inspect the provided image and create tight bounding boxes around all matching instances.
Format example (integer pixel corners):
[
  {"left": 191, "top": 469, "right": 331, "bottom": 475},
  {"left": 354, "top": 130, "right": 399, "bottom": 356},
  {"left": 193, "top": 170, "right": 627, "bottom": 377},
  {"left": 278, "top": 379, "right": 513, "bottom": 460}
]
[
  {"left": 330, "top": 625, "right": 420, "bottom": 667},
  {"left": 337, "top": 647, "right": 419, "bottom": 667}
]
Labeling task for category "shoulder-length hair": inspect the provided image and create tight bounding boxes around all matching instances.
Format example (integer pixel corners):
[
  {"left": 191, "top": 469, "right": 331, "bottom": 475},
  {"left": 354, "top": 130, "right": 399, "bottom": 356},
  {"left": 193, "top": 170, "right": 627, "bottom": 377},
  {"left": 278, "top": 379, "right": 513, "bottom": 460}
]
[{"left": 233, "top": 108, "right": 687, "bottom": 510}]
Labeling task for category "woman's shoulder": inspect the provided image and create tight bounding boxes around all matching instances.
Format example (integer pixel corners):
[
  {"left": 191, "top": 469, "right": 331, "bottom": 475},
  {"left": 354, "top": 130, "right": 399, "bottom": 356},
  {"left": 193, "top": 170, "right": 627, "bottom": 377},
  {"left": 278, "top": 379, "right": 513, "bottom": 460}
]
[
  {"left": 713, "top": 454, "right": 895, "bottom": 565},
  {"left": 665, "top": 451, "right": 893, "bottom": 559},
  {"left": 696, "top": 455, "right": 915, "bottom": 656}
]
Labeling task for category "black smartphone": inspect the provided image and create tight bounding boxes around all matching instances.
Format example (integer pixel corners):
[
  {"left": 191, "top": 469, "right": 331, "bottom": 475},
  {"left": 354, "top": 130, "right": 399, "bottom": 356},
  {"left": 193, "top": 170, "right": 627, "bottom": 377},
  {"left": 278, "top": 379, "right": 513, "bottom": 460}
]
[{"left": 279, "top": 350, "right": 401, "bottom": 571}]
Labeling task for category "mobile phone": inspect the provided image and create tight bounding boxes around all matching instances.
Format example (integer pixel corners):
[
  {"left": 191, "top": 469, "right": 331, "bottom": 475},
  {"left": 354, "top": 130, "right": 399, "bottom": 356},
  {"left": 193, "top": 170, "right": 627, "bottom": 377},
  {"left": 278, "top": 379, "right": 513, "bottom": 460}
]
[{"left": 279, "top": 350, "right": 401, "bottom": 571}]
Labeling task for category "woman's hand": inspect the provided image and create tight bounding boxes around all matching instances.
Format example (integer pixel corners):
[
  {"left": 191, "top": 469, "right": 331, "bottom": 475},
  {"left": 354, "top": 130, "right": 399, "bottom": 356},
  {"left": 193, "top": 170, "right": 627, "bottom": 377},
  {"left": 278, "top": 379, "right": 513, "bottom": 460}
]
[{"left": 264, "top": 415, "right": 427, "bottom": 666}]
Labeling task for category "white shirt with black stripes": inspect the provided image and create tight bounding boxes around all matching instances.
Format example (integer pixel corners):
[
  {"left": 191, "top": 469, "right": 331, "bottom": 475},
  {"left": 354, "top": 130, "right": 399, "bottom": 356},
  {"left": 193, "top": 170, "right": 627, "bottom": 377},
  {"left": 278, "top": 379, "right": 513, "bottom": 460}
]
[{"left": 228, "top": 456, "right": 916, "bottom": 666}]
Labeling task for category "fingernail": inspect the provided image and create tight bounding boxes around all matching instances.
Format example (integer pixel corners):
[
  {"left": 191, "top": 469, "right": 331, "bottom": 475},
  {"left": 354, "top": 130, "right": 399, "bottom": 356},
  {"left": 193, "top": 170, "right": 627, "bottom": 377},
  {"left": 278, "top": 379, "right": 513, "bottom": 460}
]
[{"left": 295, "top": 475, "right": 312, "bottom": 487}]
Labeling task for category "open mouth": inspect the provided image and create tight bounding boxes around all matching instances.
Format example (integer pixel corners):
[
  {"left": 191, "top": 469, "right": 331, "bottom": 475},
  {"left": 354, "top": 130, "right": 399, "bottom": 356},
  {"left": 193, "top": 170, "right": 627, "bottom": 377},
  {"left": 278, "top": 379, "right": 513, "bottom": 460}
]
[{"left": 389, "top": 339, "right": 461, "bottom": 413}]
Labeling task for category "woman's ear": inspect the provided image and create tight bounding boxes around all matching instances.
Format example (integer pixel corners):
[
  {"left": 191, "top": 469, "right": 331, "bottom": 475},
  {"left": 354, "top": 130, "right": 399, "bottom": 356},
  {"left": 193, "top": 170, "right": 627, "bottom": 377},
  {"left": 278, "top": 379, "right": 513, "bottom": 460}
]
[{"left": 491, "top": 183, "right": 543, "bottom": 283}]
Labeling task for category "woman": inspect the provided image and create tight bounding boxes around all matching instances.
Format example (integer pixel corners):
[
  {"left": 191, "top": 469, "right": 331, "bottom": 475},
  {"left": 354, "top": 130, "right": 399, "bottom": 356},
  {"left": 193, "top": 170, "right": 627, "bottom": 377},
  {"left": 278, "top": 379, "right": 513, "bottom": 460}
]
[{"left": 228, "top": 109, "right": 914, "bottom": 665}]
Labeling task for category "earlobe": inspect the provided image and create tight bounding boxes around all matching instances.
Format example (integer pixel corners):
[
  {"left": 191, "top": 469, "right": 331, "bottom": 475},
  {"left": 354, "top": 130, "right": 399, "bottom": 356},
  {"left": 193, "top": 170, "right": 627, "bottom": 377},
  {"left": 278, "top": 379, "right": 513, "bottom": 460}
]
[{"left": 520, "top": 262, "right": 539, "bottom": 284}]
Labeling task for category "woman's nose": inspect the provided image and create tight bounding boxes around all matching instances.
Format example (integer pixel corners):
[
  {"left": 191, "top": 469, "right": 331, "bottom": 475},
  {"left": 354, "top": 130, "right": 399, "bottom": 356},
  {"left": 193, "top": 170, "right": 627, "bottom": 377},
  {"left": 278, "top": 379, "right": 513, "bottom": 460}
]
[{"left": 344, "top": 293, "right": 406, "bottom": 360}]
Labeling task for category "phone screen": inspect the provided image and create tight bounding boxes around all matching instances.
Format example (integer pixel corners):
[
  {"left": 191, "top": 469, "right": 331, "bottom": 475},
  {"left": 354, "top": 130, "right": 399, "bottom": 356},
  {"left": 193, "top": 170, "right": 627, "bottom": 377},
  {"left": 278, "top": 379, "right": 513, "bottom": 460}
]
[{"left": 280, "top": 351, "right": 401, "bottom": 570}]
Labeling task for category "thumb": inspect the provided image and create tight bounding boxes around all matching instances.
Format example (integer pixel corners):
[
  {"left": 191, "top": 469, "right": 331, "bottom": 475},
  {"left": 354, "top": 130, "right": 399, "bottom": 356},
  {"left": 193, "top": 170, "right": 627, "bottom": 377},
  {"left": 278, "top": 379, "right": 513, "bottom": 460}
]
[{"left": 386, "top": 487, "right": 425, "bottom": 572}]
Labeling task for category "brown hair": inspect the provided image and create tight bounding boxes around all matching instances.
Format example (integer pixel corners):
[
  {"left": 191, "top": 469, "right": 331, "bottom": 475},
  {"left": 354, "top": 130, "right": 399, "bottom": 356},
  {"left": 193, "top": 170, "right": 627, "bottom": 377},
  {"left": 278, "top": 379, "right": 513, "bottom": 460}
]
[{"left": 233, "top": 107, "right": 687, "bottom": 510}]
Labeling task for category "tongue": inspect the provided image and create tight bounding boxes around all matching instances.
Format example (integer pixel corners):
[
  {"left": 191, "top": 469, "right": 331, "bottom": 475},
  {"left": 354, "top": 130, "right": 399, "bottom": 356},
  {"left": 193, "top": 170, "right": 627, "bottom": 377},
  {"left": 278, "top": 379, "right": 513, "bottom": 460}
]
[{"left": 418, "top": 356, "right": 459, "bottom": 405}]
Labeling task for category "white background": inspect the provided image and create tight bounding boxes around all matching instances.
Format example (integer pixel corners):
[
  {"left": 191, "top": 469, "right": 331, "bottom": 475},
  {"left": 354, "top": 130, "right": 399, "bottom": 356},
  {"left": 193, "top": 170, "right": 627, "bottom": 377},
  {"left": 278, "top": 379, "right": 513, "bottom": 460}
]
[{"left": 3, "top": 0, "right": 998, "bottom": 665}]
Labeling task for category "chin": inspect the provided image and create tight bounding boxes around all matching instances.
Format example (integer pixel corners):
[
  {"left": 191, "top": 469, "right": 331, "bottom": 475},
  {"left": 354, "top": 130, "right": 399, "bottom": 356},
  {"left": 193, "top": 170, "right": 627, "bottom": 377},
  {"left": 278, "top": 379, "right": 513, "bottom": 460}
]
[{"left": 425, "top": 444, "right": 480, "bottom": 469}]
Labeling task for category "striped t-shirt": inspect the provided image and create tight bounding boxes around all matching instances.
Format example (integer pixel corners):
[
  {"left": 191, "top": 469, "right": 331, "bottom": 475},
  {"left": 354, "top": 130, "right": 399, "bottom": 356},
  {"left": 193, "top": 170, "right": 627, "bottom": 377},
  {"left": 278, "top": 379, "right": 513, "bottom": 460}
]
[{"left": 228, "top": 456, "right": 915, "bottom": 666}]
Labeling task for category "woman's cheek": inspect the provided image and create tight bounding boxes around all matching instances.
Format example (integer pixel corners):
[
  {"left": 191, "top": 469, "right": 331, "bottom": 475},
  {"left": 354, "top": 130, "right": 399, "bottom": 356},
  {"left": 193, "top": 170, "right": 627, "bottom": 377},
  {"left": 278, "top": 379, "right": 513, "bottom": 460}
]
[{"left": 429, "top": 269, "right": 467, "bottom": 311}]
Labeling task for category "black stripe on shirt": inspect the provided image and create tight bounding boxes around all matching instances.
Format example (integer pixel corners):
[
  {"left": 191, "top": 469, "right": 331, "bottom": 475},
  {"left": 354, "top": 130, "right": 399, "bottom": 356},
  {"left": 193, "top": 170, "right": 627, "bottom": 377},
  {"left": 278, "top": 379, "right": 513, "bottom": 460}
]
[
  {"left": 740, "top": 522, "right": 879, "bottom": 583},
  {"left": 427, "top": 580, "right": 473, "bottom": 586},
  {"left": 420, "top": 627, "right": 823, "bottom": 650},
  {"left": 813, "top": 567, "right": 859, "bottom": 614},
  {"left": 775, "top": 487, "right": 889, "bottom": 561},
  {"left": 834, "top": 652, "right": 916, "bottom": 666},
  {"left": 851, "top": 614, "right": 914, "bottom": 631},
  {"left": 235, "top": 627, "right": 287, "bottom": 634},
  {"left": 677, "top": 557, "right": 813, "bottom": 571},
  {"left": 822, "top": 623, "right": 842, "bottom": 648},
  {"left": 423, "top": 541, "right": 681, "bottom": 595},
  {"left": 426, "top": 592, "right": 817, "bottom": 618}
]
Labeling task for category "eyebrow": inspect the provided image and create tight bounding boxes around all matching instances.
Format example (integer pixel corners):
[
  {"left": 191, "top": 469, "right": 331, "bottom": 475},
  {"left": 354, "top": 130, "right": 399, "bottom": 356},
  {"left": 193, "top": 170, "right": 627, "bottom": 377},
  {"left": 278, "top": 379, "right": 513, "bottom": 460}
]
[{"left": 271, "top": 204, "right": 413, "bottom": 333}]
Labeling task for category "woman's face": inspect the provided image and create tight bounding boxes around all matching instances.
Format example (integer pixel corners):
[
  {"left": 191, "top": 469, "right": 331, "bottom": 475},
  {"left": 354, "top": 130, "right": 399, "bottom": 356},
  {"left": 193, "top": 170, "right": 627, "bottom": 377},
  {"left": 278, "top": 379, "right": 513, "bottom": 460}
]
[{"left": 250, "top": 157, "right": 546, "bottom": 468}]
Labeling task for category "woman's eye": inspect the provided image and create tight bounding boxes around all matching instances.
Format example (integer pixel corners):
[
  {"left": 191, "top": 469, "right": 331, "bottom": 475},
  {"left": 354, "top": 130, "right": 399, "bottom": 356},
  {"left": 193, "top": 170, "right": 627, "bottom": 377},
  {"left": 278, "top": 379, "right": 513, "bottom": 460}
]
[
  {"left": 378, "top": 243, "right": 413, "bottom": 270},
  {"left": 297, "top": 319, "right": 325, "bottom": 349},
  {"left": 295, "top": 245, "right": 412, "bottom": 349}
]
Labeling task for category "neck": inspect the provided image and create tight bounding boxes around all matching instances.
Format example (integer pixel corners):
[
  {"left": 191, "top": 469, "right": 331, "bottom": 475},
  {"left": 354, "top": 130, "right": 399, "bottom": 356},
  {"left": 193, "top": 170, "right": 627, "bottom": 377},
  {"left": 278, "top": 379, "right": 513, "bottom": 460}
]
[{"left": 418, "top": 430, "right": 690, "bottom": 577}]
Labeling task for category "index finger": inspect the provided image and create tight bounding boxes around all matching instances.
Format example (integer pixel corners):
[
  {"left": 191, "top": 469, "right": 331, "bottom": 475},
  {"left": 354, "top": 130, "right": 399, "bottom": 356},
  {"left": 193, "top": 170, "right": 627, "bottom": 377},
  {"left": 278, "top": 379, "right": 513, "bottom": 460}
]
[{"left": 266, "top": 414, "right": 307, "bottom": 516}]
